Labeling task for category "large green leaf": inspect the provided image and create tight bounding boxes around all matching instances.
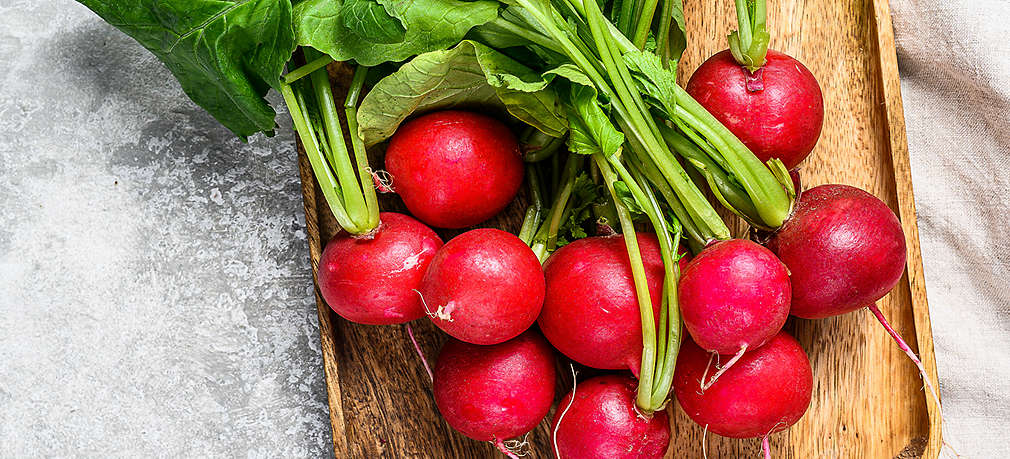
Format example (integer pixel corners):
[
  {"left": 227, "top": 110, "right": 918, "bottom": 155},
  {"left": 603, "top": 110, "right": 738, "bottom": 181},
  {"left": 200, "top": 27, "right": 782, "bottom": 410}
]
[
  {"left": 293, "top": 0, "right": 498, "bottom": 66},
  {"left": 340, "top": 0, "right": 406, "bottom": 44},
  {"left": 78, "top": 0, "right": 295, "bottom": 139},
  {"left": 357, "top": 40, "right": 567, "bottom": 147}
]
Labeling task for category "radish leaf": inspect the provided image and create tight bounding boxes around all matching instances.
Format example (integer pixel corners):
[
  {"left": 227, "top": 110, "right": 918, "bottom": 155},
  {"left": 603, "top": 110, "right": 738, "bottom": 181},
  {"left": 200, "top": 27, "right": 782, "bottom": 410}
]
[{"left": 77, "top": 0, "right": 296, "bottom": 139}]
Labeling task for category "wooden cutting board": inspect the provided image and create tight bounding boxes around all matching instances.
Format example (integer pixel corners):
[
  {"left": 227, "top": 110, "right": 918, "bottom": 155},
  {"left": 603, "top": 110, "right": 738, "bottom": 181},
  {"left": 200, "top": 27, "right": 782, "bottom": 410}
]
[{"left": 295, "top": 0, "right": 943, "bottom": 457}]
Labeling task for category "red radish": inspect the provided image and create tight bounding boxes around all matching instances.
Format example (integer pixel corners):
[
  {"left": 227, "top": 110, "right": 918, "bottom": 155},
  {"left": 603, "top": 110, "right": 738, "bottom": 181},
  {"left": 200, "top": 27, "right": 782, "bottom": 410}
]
[
  {"left": 434, "top": 331, "right": 556, "bottom": 454},
  {"left": 317, "top": 212, "right": 442, "bottom": 325},
  {"left": 538, "top": 234, "right": 688, "bottom": 375},
  {"left": 420, "top": 228, "right": 544, "bottom": 345},
  {"left": 678, "top": 239, "right": 791, "bottom": 388},
  {"left": 674, "top": 332, "right": 812, "bottom": 439},
  {"left": 765, "top": 185, "right": 945, "bottom": 423},
  {"left": 686, "top": 49, "right": 823, "bottom": 170},
  {"left": 385, "top": 110, "right": 524, "bottom": 229},
  {"left": 551, "top": 374, "right": 670, "bottom": 459},
  {"left": 766, "top": 184, "right": 906, "bottom": 319}
]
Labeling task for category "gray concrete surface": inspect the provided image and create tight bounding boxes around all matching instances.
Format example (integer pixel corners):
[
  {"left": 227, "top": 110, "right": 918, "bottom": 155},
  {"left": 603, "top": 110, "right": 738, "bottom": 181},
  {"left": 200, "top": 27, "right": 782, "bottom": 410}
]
[{"left": 0, "top": 2, "right": 333, "bottom": 457}]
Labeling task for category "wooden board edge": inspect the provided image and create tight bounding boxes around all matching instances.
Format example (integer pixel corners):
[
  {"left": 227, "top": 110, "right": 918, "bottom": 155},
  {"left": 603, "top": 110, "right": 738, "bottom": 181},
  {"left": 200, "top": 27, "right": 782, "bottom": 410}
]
[
  {"left": 296, "top": 143, "right": 348, "bottom": 458},
  {"left": 870, "top": 1, "right": 943, "bottom": 457}
]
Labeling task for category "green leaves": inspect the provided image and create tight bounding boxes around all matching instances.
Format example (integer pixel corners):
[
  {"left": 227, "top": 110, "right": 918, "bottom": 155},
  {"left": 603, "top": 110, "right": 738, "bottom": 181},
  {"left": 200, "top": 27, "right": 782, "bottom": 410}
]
[
  {"left": 623, "top": 50, "right": 679, "bottom": 120},
  {"left": 78, "top": 0, "right": 296, "bottom": 138},
  {"left": 293, "top": 0, "right": 498, "bottom": 66},
  {"left": 340, "top": 0, "right": 406, "bottom": 44},
  {"left": 564, "top": 84, "right": 623, "bottom": 157},
  {"left": 357, "top": 40, "right": 567, "bottom": 147}
]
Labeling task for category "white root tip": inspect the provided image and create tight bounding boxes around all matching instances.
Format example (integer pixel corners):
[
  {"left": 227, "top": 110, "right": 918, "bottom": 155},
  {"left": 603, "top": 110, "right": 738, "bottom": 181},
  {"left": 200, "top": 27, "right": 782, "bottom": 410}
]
[
  {"left": 700, "top": 344, "right": 748, "bottom": 392},
  {"left": 552, "top": 363, "right": 578, "bottom": 459}
]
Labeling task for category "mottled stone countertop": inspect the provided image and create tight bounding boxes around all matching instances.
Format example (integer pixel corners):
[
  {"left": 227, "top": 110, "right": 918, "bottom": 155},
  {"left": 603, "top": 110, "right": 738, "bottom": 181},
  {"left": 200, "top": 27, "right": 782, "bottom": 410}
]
[{"left": 1, "top": 2, "right": 332, "bottom": 457}]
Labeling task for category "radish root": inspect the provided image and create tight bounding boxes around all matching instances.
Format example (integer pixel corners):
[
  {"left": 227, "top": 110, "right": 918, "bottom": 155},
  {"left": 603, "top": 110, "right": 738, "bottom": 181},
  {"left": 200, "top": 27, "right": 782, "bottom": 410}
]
[
  {"left": 761, "top": 433, "right": 771, "bottom": 459},
  {"left": 404, "top": 323, "right": 433, "bottom": 383},
  {"left": 866, "top": 304, "right": 960, "bottom": 457},
  {"left": 553, "top": 363, "right": 577, "bottom": 459},
  {"left": 700, "top": 344, "right": 748, "bottom": 392},
  {"left": 494, "top": 437, "right": 521, "bottom": 459},
  {"left": 701, "top": 424, "right": 709, "bottom": 459},
  {"left": 367, "top": 167, "right": 395, "bottom": 193},
  {"left": 414, "top": 289, "right": 454, "bottom": 322},
  {"left": 866, "top": 304, "right": 942, "bottom": 415}
]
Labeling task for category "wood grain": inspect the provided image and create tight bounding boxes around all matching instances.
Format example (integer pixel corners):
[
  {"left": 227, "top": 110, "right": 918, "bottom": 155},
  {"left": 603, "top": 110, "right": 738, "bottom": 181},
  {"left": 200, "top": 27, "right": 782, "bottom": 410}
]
[{"left": 296, "top": 0, "right": 941, "bottom": 457}]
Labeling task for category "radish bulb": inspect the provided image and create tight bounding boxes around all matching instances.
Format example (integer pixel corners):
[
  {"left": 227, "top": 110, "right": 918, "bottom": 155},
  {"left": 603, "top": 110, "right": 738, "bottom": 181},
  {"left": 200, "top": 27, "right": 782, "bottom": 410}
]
[
  {"left": 434, "top": 331, "right": 556, "bottom": 454},
  {"left": 318, "top": 212, "right": 442, "bottom": 325},
  {"left": 551, "top": 374, "right": 670, "bottom": 459},
  {"left": 678, "top": 238, "right": 791, "bottom": 389}
]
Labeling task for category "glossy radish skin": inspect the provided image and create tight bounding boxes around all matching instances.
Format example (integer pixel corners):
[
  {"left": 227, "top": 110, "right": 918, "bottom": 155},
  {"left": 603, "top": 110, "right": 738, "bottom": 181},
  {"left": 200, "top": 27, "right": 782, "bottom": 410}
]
[
  {"left": 538, "top": 235, "right": 687, "bottom": 375},
  {"left": 678, "top": 239, "right": 791, "bottom": 355},
  {"left": 767, "top": 184, "right": 907, "bottom": 319},
  {"left": 318, "top": 212, "right": 443, "bottom": 325},
  {"left": 687, "top": 49, "right": 824, "bottom": 170},
  {"left": 551, "top": 374, "right": 670, "bottom": 459},
  {"left": 385, "top": 110, "right": 524, "bottom": 229},
  {"left": 674, "top": 332, "right": 812, "bottom": 438},
  {"left": 434, "top": 331, "right": 556, "bottom": 442},
  {"left": 420, "top": 228, "right": 545, "bottom": 345}
]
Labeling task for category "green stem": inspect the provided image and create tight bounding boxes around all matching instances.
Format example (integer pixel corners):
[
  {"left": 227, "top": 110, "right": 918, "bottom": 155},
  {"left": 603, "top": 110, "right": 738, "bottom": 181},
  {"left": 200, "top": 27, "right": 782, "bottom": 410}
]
[
  {"left": 631, "top": 0, "right": 660, "bottom": 50},
  {"left": 671, "top": 87, "right": 791, "bottom": 228},
  {"left": 487, "top": 16, "right": 565, "bottom": 54},
  {"left": 658, "top": 124, "right": 761, "bottom": 222},
  {"left": 284, "top": 55, "right": 335, "bottom": 84},
  {"left": 306, "top": 51, "right": 370, "bottom": 232},
  {"left": 593, "top": 153, "right": 657, "bottom": 413},
  {"left": 519, "top": 165, "right": 544, "bottom": 245},
  {"left": 728, "top": 0, "right": 769, "bottom": 71},
  {"left": 545, "top": 154, "right": 582, "bottom": 252},
  {"left": 343, "top": 66, "right": 380, "bottom": 231},
  {"left": 280, "top": 82, "right": 359, "bottom": 233},
  {"left": 656, "top": 0, "right": 673, "bottom": 67}
]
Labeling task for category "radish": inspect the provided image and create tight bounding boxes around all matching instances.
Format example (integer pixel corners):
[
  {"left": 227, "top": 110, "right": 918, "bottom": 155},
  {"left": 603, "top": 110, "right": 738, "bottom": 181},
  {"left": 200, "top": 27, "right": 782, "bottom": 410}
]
[
  {"left": 317, "top": 212, "right": 443, "bottom": 325},
  {"left": 385, "top": 110, "right": 524, "bottom": 229},
  {"left": 551, "top": 374, "right": 670, "bottom": 459},
  {"left": 674, "top": 331, "right": 812, "bottom": 445},
  {"left": 434, "top": 330, "right": 556, "bottom": 455},
  {"left": 685, "top": 1, "right": 823, "bottom": 170},
  {"left": 764, "top": 184, "right": 945, "bottom": 418},
  {"left": 537, "top": 234, "right": 688, "bottom": 375},
  {"left": 678, "top": 238, "right": 790, "bottom": 389},
  {"left": 766, "top": 184, "right": 906, "bottom": 319},
  {"left": 420, "top": 228, "right": 545, "bottom": 345}
]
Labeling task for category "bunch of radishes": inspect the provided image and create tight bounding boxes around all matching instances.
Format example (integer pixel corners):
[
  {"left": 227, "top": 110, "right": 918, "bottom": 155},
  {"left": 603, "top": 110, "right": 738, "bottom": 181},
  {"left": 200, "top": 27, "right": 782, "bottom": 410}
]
[{"left": 314, "top": 12, "right": 930, "bottom": 459}]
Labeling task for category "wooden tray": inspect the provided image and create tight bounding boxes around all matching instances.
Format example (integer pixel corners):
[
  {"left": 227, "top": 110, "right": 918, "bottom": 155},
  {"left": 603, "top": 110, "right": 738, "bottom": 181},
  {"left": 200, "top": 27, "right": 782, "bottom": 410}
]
[{"left": 296, "top": 0, "right": 942, "bottom": 457}]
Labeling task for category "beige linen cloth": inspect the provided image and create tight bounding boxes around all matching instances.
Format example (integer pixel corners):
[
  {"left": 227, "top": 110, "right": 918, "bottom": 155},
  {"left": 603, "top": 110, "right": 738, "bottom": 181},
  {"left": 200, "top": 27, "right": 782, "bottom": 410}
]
[{"left": 891, "top": 1, "right": 1010, "bottom": 456}]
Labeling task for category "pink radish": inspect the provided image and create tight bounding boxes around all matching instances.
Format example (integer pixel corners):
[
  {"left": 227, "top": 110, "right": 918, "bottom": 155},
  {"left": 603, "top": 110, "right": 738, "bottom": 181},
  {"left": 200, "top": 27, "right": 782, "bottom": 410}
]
[
  {"left": 551, "top": 374, "right": 670, "bottom": 459},
  {"left": 385, "top": 110, "right": 524, "bottom": 229},
  {"left": 434, "top": 330, "right": 556, "bottom": 455},
  {"left": 537, "top": 234, "right": 688, "bottom": 375},
  {"left": 677, "top": 238, "right": 791, "bottom": 388},
  {"left": 686, "top": 49, "right": 823, "bottom": 170},
  {"left": 317, "top": 212, "right": 443, "bottom": 325},
  {"left": 674, "top": 332, "right": 812, "bottom": 441},
  {"left": 420, "top": 228, "right": 545, "bottom": 345}
]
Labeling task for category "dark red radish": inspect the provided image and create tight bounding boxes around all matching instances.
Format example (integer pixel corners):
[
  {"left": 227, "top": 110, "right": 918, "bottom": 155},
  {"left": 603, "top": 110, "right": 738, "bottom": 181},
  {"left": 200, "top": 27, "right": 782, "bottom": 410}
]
[
  {"left": 385, "top": 110, "right": 524, "bottom": 229},
  {"left": 420, "top": 228, "right": 545, "bottom": 345},
  {"left": 317, "top": 212, "right": 442, "bottom": 325},
  {"left": 551, "top": 374, "right": 670, "bottom": 459},
  {"left": 686, "top": 49, "right": 823, "bottom": 170},
  {"left": 764, "top": 185, "right": 947, "bottom": 426},
  {"left": 766, "top": 184, "right": 906, "bottom": 319},
  {"left": 674, "top": 332, "right": 812, "bottom": 439},
  {"left": 538, "top": 234, "right": 688, "bottom": 375},
  {"left": 678, "top": 239, "right": 790, "bottom": 388},
  {"left": 434, "top": 331, "right": 556, "bottom": 454}
]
